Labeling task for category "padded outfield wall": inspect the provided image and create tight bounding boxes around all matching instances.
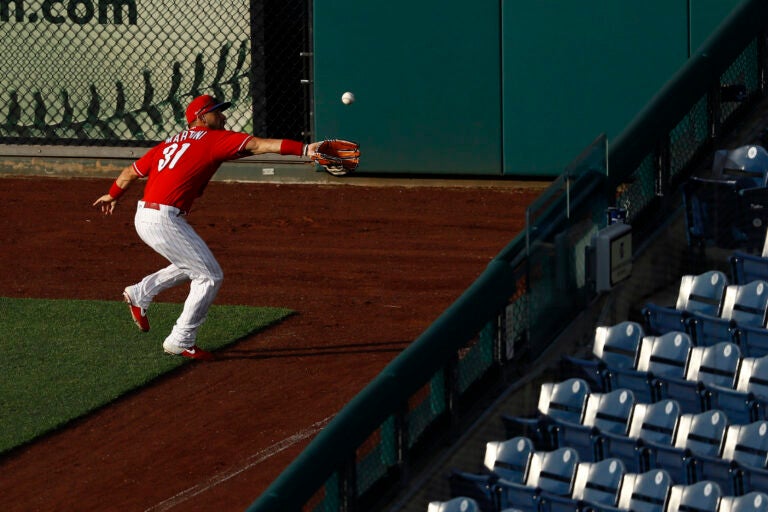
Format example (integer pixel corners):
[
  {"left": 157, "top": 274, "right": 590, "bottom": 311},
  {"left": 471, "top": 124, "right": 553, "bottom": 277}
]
[{"left": 313, "top": 0, "right": 743, "bottom": 177}]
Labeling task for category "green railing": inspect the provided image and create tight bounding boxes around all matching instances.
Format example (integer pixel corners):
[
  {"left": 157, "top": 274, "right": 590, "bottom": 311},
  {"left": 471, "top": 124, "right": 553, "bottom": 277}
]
[{"left": 246, "top": 1, "right": 768, "bottom": 510}]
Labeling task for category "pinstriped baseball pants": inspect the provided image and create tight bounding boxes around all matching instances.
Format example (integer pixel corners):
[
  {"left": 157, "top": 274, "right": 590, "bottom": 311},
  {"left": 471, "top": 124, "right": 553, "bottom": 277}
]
[{"left": 129, "top": 201, "right": 223, "bottom": 349}]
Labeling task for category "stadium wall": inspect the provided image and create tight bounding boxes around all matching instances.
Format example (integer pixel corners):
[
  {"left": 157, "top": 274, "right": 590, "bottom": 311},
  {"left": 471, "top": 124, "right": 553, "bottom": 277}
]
[{"left": 313, "top": 0, "right": 742, "bottom": 177}]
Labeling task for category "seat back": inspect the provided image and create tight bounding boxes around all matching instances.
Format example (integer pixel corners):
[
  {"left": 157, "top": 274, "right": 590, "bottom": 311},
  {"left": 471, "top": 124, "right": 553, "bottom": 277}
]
[
  {"left": 736, "top": 355, "right": 768, "bottom": 399},
  {"left": 720, "top": 280, "right": 768, "bottom": 327},
  {"left": 570, "top": 458, "right": 625, "bottom": 506},
  {"left": 717, "top": 491, "right": 768, "bottom": 512},
  {"left": 616, "top": 468, "right": 672, "bottom": 512},
  {"left": 593, "top": 321, "right": 644, "bottom": 370},
  {"left": 676, "top": 271, "right": 729, "bottom": 316},
  {"left": 635, "top": 331, "right": 692, "bottom": 378},
  {"left": 484, "top": 436, "right": 534, "bottom": 482},
  {"left": 537, "top": 378, "right": 589, "bottom": 424},
  {"left": 581, "top": 388, "right": 634, "bottom": 435},
  {"left": 524, "top": 447, "right": 579, "bottom": 496},
  {"left": 627, "top": 399, "right": 681, "bottom": 445},
  {"left": 427, "top": 496, "right": 481, "bottom": 512},
  {"left": 673, "top": 409, "right": 728, "bottom": 458},
  {"left": 666, "top": 480, "right": 722, "bottom": 512},
  {"left": 721, "top": 421, "right": 768, "bottom": 469},
  {"left": 686, "top": 342, "right": 741, "bottom": 388}
]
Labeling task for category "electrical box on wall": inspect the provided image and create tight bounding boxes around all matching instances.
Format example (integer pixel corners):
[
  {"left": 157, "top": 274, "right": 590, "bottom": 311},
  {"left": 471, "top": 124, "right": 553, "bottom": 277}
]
[{"left": 590, "top": 222, "right": 633, "bottom": 292}]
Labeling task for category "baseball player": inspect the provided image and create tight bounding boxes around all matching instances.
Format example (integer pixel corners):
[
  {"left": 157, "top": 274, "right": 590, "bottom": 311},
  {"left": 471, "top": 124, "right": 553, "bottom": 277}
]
[{"left": 93, "top": 94, "right": 323, "bottom": 360}]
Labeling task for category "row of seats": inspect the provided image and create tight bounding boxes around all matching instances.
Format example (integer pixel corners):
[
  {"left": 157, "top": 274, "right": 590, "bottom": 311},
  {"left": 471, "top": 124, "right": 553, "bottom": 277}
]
[
  {"left": 430, "top": 490, "right": 768, "bottom": 512},
  {"left": 563, "top": 321, "right": 768, "bottom": 423},
  {"left": 643, "top": 272, "right": 768, "bottom": 352},
  {"left": 500, "top": 378, "right": 768, "bottom": 484},
  {"left": 444, "top": 435, "right": 768, "bottom": 512},
  {"left": 683, "top": 145, "right": 768, "bottom": 253}
]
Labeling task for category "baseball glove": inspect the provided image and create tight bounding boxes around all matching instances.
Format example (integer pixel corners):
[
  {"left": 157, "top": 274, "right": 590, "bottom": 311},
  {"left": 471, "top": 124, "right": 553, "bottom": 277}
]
[{"left": 311, "top": 139, "right": 360, "bottom": 176}]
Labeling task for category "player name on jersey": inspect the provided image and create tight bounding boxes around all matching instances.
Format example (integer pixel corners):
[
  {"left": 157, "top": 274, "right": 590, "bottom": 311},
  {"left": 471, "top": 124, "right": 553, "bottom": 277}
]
[{"left": 165, "top": 129, "right": 207, "bottom": 144}]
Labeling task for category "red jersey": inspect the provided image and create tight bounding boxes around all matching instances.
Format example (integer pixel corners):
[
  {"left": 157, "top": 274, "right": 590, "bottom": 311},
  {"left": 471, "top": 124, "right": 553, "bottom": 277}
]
[{"left": 133, "top": 126, "right": 253, "bottom": 212}]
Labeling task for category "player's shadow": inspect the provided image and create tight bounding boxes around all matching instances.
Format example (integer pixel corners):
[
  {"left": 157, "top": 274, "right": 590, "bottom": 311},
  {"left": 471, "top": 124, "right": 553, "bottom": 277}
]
[{"left": 213, "top": 340, "right": 409, "bottom": 360}]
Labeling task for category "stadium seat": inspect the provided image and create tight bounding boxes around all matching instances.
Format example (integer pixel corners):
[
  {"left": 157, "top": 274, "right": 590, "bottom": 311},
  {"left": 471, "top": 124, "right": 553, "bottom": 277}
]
[
  {"left": 735, "top": 325, "right": 768, "bottom": 359},
  {"left": 495, "top": 446, "right": 580, "bottom": 512},
  {"left": 448, "top": 436, "right": 534, "bottom": 510},
  {"left": 735, "top": 355, "right": 768, "bottom": 400},
  {"left": 720, "top": 420, "right": 768, "bottom": 470},
  {"left": 717, "top": 491, "right": 768, "bottom": 512},
  {"left": 673, "top": 409, "right": 729, "bottom": 458},
  {"left": 427, "top": 496, "right": 481, "bottom": 512},
  {"left": 739, "top": 465, "right": 768, "bottom": 496},
  {"left": 582, "top": 388, "right": 635, "bottom": 436},
  {"left": 682, "top": 176, "right": 751, "bottom": 252},
  {"left": 607, "top": 331, "right": 693, "bottom": 403},
  {"left": 721, "top": 281, "right": 768, "bottom": 328},
  {"left": 642, "top": 271, "right": 729, "bottom": 335},
  {"left": 501, "top": 378, "right": 590, "bottom": 448},
  {"left": 571, "top": 458, "right": 626, "bottom": 507},
  {"left": 704, "top": 355, "right": 768, "bottom": 424},
  {"left": 730, "top": 232, "right": 768, "bottom": 284},
  {"left": 637, "top": 331, "right": 694, "bottom": 377},
  {"left": 549, "top": 388, "right": 635, "bottom": 462},
  {"left": 615, "top": 468, "right": 673, "bottom": 512},
  {"left": 665, "top": 480, "right": 722, "bottom": 512},
  {"left": 541, "top": 457, "right": 626, "bottom": 512},
  {"left": 599, "top": 399, "right": 681, "bottom": 474},
  {"left": 647, "top": 409, "right": 729, "bottom": 486},
  {"left": 653, "top": 342, "right": 739, "bottom": 415},
  {"left": 688, "top": 281, "right": 768, "bottom": 347},
  {"left": 711, "top": 145, "right": 768, "bottom": 187},
  {"left": 484, "top": 437, "right": 536, "bottom": 483},
  {"left": 688, "top": 342, "right": 742, "bottom": 389},
  {"left": 562, "top": 322, "right": 645, "bottom": 390}
]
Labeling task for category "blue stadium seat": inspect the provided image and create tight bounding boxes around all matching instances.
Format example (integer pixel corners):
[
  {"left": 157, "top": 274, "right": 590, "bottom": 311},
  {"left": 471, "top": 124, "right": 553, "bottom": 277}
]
[
  {"left": 705, "top": 356, "right": 766, "bottom": 424},
  {"left": 735, "top": 325, "right": 768, "bottom": 359},
  {"left": 730, "top": 251, "right": 768, "bottom": 286},
  {"left": 642, "top": 271, "right": 728, "bottom": 335},
  {"left": 688, "top": 281, "right": 768, "bottom": 347},
  {"left": 688, "top": 342, "right": 742, "bottom": 389},
  {"left": 682, "top": 176, "right": 750, "bottom": 252},
  {"left": 448, "top": 436, "right": 534, "bottom": 510},
  {"left": 615, "top": 468, "right": 673, "bottom": 512},
  {"left": 665, "top": 480, "right": 722, "bottom": 512},
  {"left": 581, "top": 388, "right": 635, "bottom": 436},
  {"left": 427, "top": 496, "right": 481, "bottom": 512},
  {"left": 495, "top": 447, "right": 580, "bottom": 512},
  {"left": 501, "top": 378, "right": 590, "bottom": 449},
  {"left": 606, "top": 331, "right": 693, "bottom": 403},
  {"left": 717, "top": 491, "right": 768, "bottom": 512},
  {"left": 563, "top": 322, "right": 645, "bottom": 391},
  {"left": 599, "top": 399, "right": 681, "bottom": 474},
  {"left": 711, "top": 145, "right": 768, "bottom": 187},
  {"left": 571, "top": 458, "right": 626, "bottom": 508},
  {"left": 721, "top": 421, "right": 768, "bottom": 470},
  {"left": 648, "top": 409, "right": 729, "bottom": 486},
  {"left": 735, "top": 355, "right": 768, "bottom": 402},
  {"left": 637, "top": 331, "right": 694, "bottom": 378}
]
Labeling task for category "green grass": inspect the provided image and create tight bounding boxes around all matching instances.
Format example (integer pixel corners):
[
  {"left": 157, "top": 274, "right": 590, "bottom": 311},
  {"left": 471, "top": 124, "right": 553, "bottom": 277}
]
[{"left": 0, "top": 297, "right": 292, "bottom": 454}]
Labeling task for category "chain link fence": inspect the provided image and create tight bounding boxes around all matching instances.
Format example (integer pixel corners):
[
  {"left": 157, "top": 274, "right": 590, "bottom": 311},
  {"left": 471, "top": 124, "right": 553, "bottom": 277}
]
[{"left": 0, "top": 0, "right": 310, "bottom": 147}]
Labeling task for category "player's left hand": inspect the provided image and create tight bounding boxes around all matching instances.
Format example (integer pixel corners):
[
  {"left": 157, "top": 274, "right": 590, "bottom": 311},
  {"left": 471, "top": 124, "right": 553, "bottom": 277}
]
[{"left": 93, "top": 194, "right": 118, "bottom": 215}]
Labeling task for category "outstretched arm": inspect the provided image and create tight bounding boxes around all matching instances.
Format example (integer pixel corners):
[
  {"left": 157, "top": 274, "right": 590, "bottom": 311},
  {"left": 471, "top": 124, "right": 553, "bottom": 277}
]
[
  {"left": 244, "top": 137, "right": 320, "bottom": 158},
  {"left": 92, "top": 165, "right": 141, "bottom": 215}
]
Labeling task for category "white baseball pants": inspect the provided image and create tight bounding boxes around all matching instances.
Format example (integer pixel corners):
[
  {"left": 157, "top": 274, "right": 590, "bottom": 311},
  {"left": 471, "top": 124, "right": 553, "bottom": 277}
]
[{"left": 129, "top": 201, "right": 223, "bottom": 349}]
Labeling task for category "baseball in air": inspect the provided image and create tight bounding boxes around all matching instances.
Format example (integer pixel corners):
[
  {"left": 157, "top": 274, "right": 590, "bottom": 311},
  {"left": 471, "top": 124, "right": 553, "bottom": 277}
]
[{"left": 341, "top": 92, "right": 355, "bottom": 105}]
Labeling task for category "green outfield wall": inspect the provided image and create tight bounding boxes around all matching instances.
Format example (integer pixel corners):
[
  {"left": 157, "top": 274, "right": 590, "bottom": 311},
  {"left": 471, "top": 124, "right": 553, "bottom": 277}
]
[{"left": 314, "top": 0, "right": 743, "bottom": 177}]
